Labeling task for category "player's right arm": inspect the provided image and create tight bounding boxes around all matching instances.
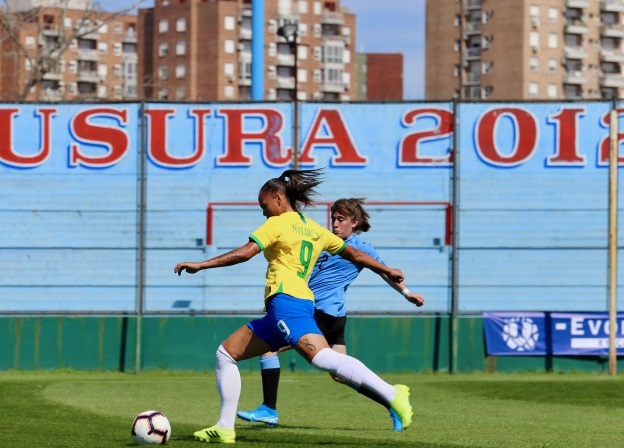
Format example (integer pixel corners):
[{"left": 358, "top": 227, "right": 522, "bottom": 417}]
[{"left": 174, "top": 240, "right": 261, "bottom": 275}]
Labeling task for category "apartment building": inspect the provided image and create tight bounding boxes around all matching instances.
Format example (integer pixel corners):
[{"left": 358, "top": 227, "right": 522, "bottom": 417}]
[
  {"left": 426, "top": 0, "right": 624, "bottom": 100},
  {"left": 355, "top": 53, "right": 403, "bottom": 100},
  {"left": 137, "top": 0, "right": 357, "bottom": 101},
  {"left": 0, "top": 0, "right": 138, "bottom": 101}
]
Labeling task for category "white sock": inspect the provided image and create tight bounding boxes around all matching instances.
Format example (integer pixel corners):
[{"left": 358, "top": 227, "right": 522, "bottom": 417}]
[
  {"left": 215, "top": 345, "right": 240, "bottom": 430},
  {"left": 311, "top": 348, "right": 396, "bottom": 403}
]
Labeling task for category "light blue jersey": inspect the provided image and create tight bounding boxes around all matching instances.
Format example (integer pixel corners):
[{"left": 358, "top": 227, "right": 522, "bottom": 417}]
[{"left": 307, "top": 234, "right": 384, "bottom": 317}]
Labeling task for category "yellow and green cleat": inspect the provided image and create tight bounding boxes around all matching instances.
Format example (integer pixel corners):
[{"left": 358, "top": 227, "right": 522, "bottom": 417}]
[
  {"left": 389, "top": 384, "right": 413, "bottom": 430},
  {"left": 193, "top": 424, "right": 236, "bottom": 444}
]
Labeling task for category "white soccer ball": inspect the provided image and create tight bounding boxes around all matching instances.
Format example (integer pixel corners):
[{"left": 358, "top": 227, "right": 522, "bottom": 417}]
[{"left": 131, "top": 410, "right": 172, "bottom": 445}]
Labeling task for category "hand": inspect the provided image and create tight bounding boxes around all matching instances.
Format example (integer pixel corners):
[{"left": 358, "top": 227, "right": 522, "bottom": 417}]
[
  {"left": 387, "top": 268, "right": 404, "bottom": 283},
  {"left": 174, "top": 262, "right": 201, "bottom": 275},
  {"left": 405, "top": 292, "right": 424, "bottom": 307}
]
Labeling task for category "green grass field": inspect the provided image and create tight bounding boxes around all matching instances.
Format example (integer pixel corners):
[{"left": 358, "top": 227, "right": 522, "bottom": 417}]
[{"left": 2, "top": 370, "right": 623, "bottom": 447}]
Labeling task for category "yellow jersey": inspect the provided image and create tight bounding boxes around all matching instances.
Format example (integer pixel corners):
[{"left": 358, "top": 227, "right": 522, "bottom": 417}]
[{"left": 250, "top": 211, "right": 346, "bottom": 301}]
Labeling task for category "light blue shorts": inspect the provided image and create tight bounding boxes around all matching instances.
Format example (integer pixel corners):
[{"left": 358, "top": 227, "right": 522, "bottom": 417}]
[{"left": 247, "top": 293, "right": 323, "bottom": 351}]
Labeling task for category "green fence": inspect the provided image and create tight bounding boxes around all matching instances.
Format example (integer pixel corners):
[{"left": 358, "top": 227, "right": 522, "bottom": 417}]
[{"left": 1, "top": 316, "right": 620, "bottom": 373}]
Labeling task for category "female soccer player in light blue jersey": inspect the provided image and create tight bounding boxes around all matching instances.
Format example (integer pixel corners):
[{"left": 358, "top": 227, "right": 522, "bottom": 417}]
[
  {"left": 174, "top": 170, "right": 414, "bottom": 444},
  {"left": 237, "top": 198, "right": 424, "bottom": 431}
]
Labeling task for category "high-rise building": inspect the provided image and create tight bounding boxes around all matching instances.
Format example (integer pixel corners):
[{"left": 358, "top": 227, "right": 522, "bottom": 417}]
[
  {"left": 355, "top": 53, "right": 403, "bottom": 100},
  {"left": 137, "top": 0, "right": 357, "bottom": 101},
  {"left": 0, "top": 0, "right": 138, "bottom": 101},
  {"left": 426, "top": 0, "right": 624, "bottom": 100}
]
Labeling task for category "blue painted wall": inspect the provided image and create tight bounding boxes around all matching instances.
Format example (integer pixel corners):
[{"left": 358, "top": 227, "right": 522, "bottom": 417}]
[{"left": 0, "top": 101, "right": 622, "bottom": 316}]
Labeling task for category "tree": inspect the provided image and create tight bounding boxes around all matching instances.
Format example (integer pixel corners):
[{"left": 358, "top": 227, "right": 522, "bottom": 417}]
[{"left": 0, "top": 0, "right": 147, "bottom": 101}]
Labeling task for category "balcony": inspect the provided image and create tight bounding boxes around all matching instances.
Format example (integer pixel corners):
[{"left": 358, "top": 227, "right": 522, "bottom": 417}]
[
  {"left": 565, "top": 21, "right": 588, "bottom": 34},
  {"left": 77, "top": 49, "right": 99, "bottom": 61},
  {"left": 601, "top": 73, "right": 624, "bottom": 87},
  {"left": 464, "top": 72, "right": 481, "bottom": 85},
  {"left": 276, "top": 76, "right": 295, "bottom": 89},
  {"left": 601, "top": 49, "right": 624, "bottom": 63},
  {"left": 321, "top": 11, "right": 344, "bottom": 25},
  {"left": 276, "top": 53, "right": 295, "bottom": 66},
  {"left": 43, "top": 70, "right": 62, "bottom": 81},
  {"left": 602, "top": 0, "right": 624, "bottom": 12},
  {"left": 564, "top": 46, "right": 588, "bottom": 59},
  {"left": 564, "top": 70, "right": 587, "bottom": 84},
  {"left": 122, "top": 34, "right": 137, "bottom": 44},
  {"left": 601, "top": 24, "right": 624, "bottom": 38},
  {"left": 75, "top": 27, "right": 99, "bottom": 40},
  {"left": 239, "top": 27, "right": 252, "bottom": 40},
  {"left": 77, "top": 70, "right": 100, "bottom": 83},
  {"left": 463, "top": 21, "right": 482, "bottom": 36},
  {"left": 465, "top": 0, "right": 482, "bottom": 11},
  {"left": 238, "top": 77, "right": 251, "bottom": 86},
  {"left": 566, "top": 0, "right": 588, "bottom": 8},
  {"left": 321, "top": 82, "right": 344, "bottom": 93},
  {"left": 464, "top": 47, "right": 482, "bottom": 59}
]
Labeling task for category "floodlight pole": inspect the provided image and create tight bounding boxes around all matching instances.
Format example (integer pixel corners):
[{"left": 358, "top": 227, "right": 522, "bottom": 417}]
[
  {"left": 608, "top": 105, "right": 619, "bottom": 376},
  {"left": 277, "top": 22, "right": 299, "bottom": 169}
]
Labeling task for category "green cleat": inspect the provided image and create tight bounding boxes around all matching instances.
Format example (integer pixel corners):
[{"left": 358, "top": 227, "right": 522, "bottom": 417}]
[
  {"left": 193, "top": 424, "right": 236, "bottom": 444},
  {"left": 389, "top": 384, "right": 413, "bottom": 430}
]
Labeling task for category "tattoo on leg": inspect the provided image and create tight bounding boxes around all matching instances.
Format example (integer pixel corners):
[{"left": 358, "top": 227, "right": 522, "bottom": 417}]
[{"left": 300, "top": 338, "right": 317, "bottom": 354}]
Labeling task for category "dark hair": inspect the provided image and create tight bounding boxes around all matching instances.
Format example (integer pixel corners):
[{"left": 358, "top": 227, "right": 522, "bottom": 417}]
[
  {"left": 260, "top": 168, "right": 324, "bottom": 211},
  {"left": 331, "top": 198, "right": 371, "bottom": 233}
]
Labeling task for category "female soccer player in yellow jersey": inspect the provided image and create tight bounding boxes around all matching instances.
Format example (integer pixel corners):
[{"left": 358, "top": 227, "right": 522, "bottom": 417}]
[{"left": 174, "top": 169, "right": 413, "bottom": 444}]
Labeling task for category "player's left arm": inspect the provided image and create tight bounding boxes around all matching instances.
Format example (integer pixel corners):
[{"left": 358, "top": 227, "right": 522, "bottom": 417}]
[{"left": 379, "top": 273, "right": 425, "bottom": 307}]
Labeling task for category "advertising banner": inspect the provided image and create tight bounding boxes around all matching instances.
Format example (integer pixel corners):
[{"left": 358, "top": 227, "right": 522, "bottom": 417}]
[{"left": 484, "top": 312, "right": 624, "bottom": 356}]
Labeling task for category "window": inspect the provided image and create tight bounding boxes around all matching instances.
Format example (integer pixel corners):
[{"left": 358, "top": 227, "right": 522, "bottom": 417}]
[
  {"left": 159, "top": 88, "right": 168, "bottom": 100},
  {"left": 114, "top": 23, "right": 122, "bottom": 34},
  {"left": 267, "top": 66, "right": 276, "bottom": 79},
  {"left": 547, "top": 84, "right": 557, "bottom": 98},
  {"left": 313, "top": 24, "right": 321, "bottom": 38},
  {"left": 313, "top": 1, "right": 321, "bottom": 15},
  {"left": 268, "top": 42, "right": 276, "bottom": 57},
  {"left": 176, "top": 87, "right": 186, "bottom": 100},
  {"left": 25, "top": 59, "right": 32, "bottom": 71},
  {"left": 68, "top": 60, "right": 77, "bottom": 74},
  {"left": 529, "top": 56, "right": 538, "bottom": 72},
  {"left": 97, "top": 84, "right": 107, "bottom": 98},
  {"left": 113, "top": 42, "right": 122, "bottom": 56},
  {"left": 224, "top": 16, "right": 235, "bottom": 30},
  {"left": 548, "top": 33, "right": 558, "bottom": 49},
  {"left": 548, "top": 7, "right": 558, "bottom": 22},
  {"left": 529, "top": 31, "right": 539, "bottom": 49},
  {"left": 159, "top": 66, "right": 169, "bottom": 80},
  {"left": 299, "top": 0, "right": 308, "bottom": 14},
  {"left": 176, "top": 18, "right": 186, "bottom": 32},
  {"left": 298, "top": 68, "right": 307, "bottom": 83},
  {"left": 113, "top": 64, "right": 122, "bottom": 77},
  {"left": 529, "top": 5, "right": 539, "bottom": 18},
  {"left": 99, "top": 23, "right": 108, "bottom": 34},
  {"left": 482, "top": 61, "right": 493, "bottom": 73},
  {"left": 299, "top": 45, "right": 308, "bottom": 60},
  {"left": 548, "top": 58, "right": 557, "bottom": 73},
  {"left": 224, "top": 63, "right": 235, "bottom": 79},
  {"left": 25, "top": 36, "right": 35, "bottom": 48},
  {"left": 299, "top": 23, "right": 307, "bottom": 37},
  {"left": 64, "top": 17, "right": 72, "bottom": 29},
  {"left": 98, "top": 42, "right": 108, "bottom": 54},
  {"left": 313, "top": 47, "right": 321, "bottom": 61},
  {"left": 176, "top": 41, "right": 186, "bottom": 55},
  {"left": 323, "top": 44, "right": 343, "bottom": 63},
  {"left": 313, "top": 69, "right": 321, "bottom": 83},
  {"left": 324, "top": 67, "right": 343, "bottom": 86},
  {"left": 176, "top": 64, "right": 186, "bottom": 79},
  {"left": 528, "top": 82, "right": 539, "bottom": 97},
  {"left": 98, "top": 64, "right": 107, "bottom": 78},
  {"left": 159, "top": 19, "right": 169, "bottom": 33},
  {"left": 224, "top": 85, "right": 235, "bottom": 98},
  {"left": 159, "top": 43, "right": 169, "bottom": 57},
  {"left": 224, "top": 40, "right": 235, "bottom": 54}
]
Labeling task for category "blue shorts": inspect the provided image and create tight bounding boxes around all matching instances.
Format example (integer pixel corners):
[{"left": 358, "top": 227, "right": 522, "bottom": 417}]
[{"left": 247, "top": 293, "right": 323, "bottom": 351}]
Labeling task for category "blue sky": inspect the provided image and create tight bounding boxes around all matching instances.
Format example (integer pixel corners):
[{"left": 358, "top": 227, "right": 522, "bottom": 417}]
[{"left": 341, "top": 0, "right": 425, "bottom": 99}]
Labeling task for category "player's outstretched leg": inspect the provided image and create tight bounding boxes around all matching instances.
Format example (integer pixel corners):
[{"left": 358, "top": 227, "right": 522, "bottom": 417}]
[
  {"left": 389, "top": 384, "right": 413, "bottom": 430},
  {"left": 193, "top": 424, "right": 236, "bottom": 444},
  {"left": 236, "top": 404, "right": 279, "bottom": 427}
]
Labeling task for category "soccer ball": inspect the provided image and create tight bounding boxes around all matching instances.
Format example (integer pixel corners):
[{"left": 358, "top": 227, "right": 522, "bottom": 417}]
[{"left": 131, "top": 410, "right": 171, "bottom": 445}]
